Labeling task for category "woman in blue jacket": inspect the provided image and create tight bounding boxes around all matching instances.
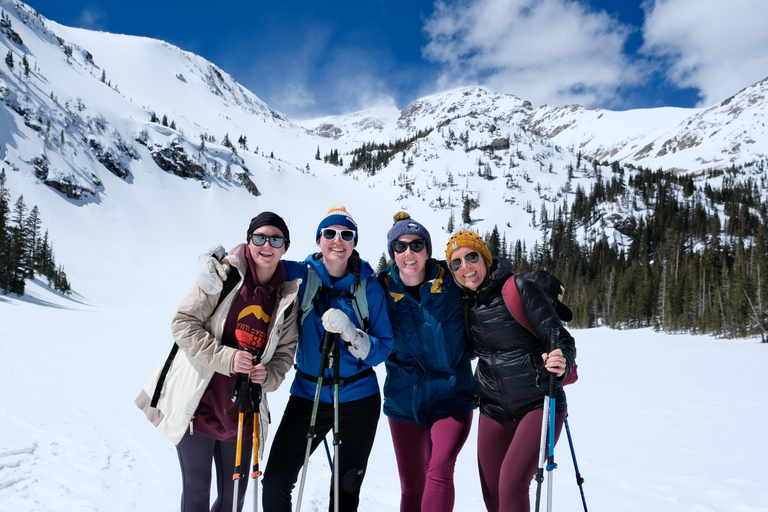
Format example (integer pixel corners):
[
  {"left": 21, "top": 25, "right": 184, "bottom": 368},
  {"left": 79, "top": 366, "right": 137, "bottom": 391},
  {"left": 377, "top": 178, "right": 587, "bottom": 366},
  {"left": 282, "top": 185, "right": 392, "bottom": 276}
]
[
  {"left": 261, "top": 206, "right": 395, "bottom": 512},
  {"left": 377, "top": 212, "right": 475, "bottom": 512}
]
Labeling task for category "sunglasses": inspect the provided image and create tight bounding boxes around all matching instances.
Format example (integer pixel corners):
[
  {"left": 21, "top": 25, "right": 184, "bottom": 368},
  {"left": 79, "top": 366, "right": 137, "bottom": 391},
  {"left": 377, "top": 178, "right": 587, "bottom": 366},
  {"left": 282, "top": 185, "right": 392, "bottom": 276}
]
[
  {"left": 320, "top": 228, "right": 355, "bottom": 242},
  {"left": 448, "top": 251, "right": 481, "bottom": 272},
  {"left": 250, "top": 233, "right": 287, "bottom": 248},
  {"left": 391, "top": 239, "right": 426, "bottom": 254}
]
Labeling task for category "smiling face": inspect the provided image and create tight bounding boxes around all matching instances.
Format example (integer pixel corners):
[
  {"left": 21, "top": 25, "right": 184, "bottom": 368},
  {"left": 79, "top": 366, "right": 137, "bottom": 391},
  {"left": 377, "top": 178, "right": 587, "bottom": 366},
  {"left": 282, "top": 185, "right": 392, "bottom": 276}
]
[
  {"left": 248, "top": 224, "right": 287, "bottom": 282},
  {"left": 393, "top": 234, "right": 428, "bottom": 286},
  {"left": 449, "top": 246, "right": 488, "bottom": 291},
  {"left": 318, "top": 224, "right": 355, "bottom": 277}
]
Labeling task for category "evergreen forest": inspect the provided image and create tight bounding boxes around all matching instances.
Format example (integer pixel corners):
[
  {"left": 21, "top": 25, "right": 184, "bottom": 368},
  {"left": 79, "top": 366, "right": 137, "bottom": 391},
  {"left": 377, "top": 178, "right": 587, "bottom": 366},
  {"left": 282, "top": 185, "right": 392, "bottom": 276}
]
[
  {"left": 491, "top": 162, "right": 768, "bottom": 340},
  {"left": 0, "top": 169, "right": 70, "bottom": 296}
]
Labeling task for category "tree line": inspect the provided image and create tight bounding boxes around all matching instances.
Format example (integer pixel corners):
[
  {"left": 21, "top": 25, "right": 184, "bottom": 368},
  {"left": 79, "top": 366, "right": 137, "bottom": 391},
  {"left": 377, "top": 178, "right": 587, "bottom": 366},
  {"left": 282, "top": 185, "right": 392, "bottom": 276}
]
[
  {"left": 0, "top": 169, "right": 71, "bottom": 296},
  {"left": 493, "top": 162, "right": 767, "bottom": 339}
]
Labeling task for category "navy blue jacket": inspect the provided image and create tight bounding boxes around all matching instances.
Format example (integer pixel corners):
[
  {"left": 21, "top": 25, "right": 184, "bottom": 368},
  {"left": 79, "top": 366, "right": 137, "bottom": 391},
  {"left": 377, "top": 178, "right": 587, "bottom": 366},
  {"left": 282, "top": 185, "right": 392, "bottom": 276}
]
[{"left": 378, "top": 259, "right": 475, "bottom": 426}]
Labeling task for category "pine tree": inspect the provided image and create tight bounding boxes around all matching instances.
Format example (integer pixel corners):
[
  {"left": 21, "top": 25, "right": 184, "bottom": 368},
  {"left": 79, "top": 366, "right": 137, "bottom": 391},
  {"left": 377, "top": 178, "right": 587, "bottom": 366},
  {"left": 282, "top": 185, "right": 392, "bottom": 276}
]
[
  {"left": 447, "top": 210, "right": 455, "bottom": 233},
  {"left": 5, "top": 50, "right": 13, "bottom": 70},
  {"left": 24, "top": 205, "right": 41, "bottom": 278},
  {"left": 376, "top": 253, "right": 390, "bottom": 275},
  {"left": 461, "top": 198, "right": 472, "bottom": 224},
  {"left": 488, "top": 225, "right": 500, "bottom": 258},
  {"left": 0, "top": 169, "right": 10, "bottom": 292},
  {"left": 22, "top": 53, "right": 30, "bottom": 79},
  {"left": 7, "top": 195, "right": 28, "bottom": 294}
]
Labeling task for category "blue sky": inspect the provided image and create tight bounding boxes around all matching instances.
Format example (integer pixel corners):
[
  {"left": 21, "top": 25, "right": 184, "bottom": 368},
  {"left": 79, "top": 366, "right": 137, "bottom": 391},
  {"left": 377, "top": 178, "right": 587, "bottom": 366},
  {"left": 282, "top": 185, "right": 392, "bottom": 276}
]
[{"left": 28, "top": 0, "right": 768, "bottom": 119}]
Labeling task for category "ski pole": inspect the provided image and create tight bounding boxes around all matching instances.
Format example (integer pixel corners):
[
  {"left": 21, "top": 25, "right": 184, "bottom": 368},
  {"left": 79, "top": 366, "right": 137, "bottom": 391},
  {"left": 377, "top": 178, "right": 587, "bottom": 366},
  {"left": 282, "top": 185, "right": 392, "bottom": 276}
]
[
  {"left": 331, "top": 333, "right": 341, "bottom": 512},
  {"left": 295, "top": 330, "right": 334, "bottom": 512},
  {"left": 564, "top": 418, "right": 588, "bottom": 512},
  {"left": 534, "top": 329, "right": 556, "bottom": 512},
  {"left": 546, "top": 328, "right": 559, "bottom": 512},
  {"left": 249, "top": 348, "right": 263, "bottom": 512},
  {"left": 323, "top": 437, "right": 333, "bottom": 469},
  {"left": 232, "top": 371, "right": 250, "bottom": 512}
]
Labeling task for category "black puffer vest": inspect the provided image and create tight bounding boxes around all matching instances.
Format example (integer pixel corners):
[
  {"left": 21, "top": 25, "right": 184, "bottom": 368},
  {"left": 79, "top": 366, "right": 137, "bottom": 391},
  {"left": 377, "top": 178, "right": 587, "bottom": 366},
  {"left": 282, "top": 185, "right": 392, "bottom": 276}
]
[{"left": 465, "top": 258, "right": 576, "bottom": 421}]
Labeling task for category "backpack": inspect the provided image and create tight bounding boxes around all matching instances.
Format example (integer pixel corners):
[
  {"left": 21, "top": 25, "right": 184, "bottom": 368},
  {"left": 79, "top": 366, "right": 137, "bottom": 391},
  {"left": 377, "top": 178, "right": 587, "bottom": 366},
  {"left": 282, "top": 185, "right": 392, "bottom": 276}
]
[
  {"left": 298, "top": 264, "right": 370, "bottom": 331},
  {"left": 501, "top": 271, "right": 578, "bottom": 386}
]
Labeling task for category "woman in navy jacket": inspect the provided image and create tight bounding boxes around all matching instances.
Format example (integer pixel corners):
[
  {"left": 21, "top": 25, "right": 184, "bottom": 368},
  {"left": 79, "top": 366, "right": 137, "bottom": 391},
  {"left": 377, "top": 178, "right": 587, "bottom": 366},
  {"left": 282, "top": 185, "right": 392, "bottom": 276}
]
[{"left": 378, "top": 212, "right": 475, "bottom": 512}]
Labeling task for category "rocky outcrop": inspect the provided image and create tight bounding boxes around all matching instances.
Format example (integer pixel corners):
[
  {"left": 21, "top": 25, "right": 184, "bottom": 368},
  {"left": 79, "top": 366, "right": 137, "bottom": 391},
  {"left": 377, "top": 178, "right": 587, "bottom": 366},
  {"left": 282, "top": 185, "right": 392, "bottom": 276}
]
[{"left": 152, "top": 142, "right": 205, "bottom": 180}]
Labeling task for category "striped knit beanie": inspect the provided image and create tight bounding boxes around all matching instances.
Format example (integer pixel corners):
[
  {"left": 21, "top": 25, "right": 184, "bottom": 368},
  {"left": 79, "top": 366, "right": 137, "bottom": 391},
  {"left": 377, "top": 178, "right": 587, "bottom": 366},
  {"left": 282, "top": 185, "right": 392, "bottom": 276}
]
[{"left": 315, "top": 205, "right": 358, "bottom": 246}]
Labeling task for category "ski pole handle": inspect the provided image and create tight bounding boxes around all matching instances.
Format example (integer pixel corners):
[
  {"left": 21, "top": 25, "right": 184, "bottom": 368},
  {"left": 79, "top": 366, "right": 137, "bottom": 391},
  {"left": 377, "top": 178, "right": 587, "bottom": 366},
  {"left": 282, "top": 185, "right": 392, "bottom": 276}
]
[{"left": 548, "top": 328, "right": 559, "bottom": 397}]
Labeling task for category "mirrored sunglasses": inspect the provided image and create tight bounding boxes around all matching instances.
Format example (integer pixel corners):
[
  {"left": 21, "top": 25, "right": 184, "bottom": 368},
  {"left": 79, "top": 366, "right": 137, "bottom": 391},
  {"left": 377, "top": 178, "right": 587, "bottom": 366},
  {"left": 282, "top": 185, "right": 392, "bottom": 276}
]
[
  {"left": 448, "top": 251, "right": 481, "bottom": 272},
  {"left": 320, "top": 228, "right": 355, "bottom": 242},
  {"left": 250, "top": 233, "right": 287, "bottom": 248},
  {"left": 392, "top": 239, "right": 426, "bottom": 254}
]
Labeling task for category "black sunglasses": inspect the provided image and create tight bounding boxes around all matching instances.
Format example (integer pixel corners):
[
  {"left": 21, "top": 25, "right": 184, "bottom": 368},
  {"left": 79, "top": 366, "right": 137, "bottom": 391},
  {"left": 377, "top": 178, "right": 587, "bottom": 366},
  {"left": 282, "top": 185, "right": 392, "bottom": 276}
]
[
  {"left": 250, "top": 233, "right": 287, "bottom": 248},
  {"left": 320, "top": 228, "right": 355, "bottom": 242},
  {"left": 391, "top": 239, "right": 426, "bottom": 254},
  {"left": 448, "top": 251, "right": 481, "bottom": 271}
]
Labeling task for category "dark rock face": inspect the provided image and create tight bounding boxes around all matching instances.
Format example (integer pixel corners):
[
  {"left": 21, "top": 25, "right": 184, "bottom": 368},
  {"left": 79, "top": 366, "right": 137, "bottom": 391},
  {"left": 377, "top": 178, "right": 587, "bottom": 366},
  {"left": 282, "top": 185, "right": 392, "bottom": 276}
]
[{"left": 152, "top": 142, "right": 205, "bottom": 180}]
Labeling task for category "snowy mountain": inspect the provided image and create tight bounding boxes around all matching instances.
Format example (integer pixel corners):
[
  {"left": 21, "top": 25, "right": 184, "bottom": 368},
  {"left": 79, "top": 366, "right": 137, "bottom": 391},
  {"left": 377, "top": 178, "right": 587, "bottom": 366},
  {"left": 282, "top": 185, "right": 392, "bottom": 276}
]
[
  {"left": 1, "top": 3, "right": 767, "bottom": 512},
  {"left": 526, "top": 76, "right": 768, "bottom": 173}
]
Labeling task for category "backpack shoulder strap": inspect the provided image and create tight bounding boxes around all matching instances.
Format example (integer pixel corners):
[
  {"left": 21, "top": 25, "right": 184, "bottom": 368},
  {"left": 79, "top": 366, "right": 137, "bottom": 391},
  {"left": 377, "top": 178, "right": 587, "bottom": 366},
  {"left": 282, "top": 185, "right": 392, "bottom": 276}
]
[
  {"left": 151, "top": 267, "right": 240, "bottom": 408},
  {"left": 501, "top": 275, "right": 536, "bottom": 337},
  {"left": 299, "top": 265, "right": 370, "bottom": 330},
  {"left": 299, "top": 265, "right": 322, "bottom": 326},
  {"left": 351, "top": 277, "right": 369, "bottom": 330}
]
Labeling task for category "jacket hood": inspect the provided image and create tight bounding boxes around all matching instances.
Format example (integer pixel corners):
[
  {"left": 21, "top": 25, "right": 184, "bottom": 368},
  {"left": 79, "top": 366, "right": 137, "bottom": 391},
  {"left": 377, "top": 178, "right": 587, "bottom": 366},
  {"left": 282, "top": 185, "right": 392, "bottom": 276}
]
[{"left": 487, "top": 257, "right": 515, "bottom": 287}]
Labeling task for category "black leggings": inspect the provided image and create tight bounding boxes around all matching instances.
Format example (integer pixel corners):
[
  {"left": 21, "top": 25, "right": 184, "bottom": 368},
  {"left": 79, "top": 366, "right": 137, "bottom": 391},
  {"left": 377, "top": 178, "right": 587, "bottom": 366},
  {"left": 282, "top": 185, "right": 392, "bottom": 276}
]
[
  {"left": 262, "top": 393, "right": 381, "bottom": 512},
  {"left": 176, "top": 429, "right": 253, "bottom": 512}
]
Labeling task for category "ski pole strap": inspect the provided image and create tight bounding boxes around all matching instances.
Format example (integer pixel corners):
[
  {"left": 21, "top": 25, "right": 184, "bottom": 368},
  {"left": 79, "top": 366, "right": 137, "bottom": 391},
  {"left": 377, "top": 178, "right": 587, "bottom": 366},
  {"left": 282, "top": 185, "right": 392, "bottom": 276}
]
[{"left": 294, "top": 366, "right": 373, "bottom": 387}]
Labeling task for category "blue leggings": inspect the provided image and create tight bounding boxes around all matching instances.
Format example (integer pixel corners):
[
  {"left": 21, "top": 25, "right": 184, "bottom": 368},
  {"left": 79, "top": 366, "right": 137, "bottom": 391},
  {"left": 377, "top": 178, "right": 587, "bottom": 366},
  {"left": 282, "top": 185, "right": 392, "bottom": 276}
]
[{"left": 176, "top": 429, "right": 253, "bottom": 512}]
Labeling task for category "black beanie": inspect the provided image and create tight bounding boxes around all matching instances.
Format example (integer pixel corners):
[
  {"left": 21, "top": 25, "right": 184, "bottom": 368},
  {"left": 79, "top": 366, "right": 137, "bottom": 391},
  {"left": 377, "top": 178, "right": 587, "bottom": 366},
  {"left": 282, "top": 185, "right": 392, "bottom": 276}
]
[{"left": 247, "top": 212, "right": 290, "bottom": 249}]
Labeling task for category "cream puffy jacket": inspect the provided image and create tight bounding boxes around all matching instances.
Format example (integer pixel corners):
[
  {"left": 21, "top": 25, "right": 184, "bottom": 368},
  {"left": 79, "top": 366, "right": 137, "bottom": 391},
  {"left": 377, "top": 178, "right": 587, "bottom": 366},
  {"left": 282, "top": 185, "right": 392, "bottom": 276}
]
[{"left": 135, "top": 244, "right": 300, "bottom": 456}]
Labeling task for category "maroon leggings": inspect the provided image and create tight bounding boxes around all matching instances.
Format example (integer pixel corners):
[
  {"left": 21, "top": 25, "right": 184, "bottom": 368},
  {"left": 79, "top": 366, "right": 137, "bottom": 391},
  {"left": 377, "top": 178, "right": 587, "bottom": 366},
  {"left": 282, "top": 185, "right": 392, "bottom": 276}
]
[
  {"left": 388, "top": 410, "right": 473, "bottom": 512},
  {"left": 477, "top": 410, "right": 565, "bottom": 512}
]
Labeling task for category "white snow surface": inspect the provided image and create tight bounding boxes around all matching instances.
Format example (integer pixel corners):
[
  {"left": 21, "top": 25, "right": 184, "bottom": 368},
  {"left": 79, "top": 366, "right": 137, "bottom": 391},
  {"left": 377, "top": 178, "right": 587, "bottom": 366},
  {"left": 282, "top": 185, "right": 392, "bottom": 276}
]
[{"left": 2, "top": 281, "right": 767, "bottom": 512}]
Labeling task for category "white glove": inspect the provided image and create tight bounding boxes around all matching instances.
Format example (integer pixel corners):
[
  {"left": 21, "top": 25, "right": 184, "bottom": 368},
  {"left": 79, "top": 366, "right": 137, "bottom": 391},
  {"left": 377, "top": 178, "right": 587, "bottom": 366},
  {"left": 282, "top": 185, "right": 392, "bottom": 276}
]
[
  {"left": 196, "top": 245, "right": 227, "bottom": 295},
  {"left": 321, "top": 309, "right": 371, "bottom": 360},
  {"left": 345, "top": 330, "right": 371, "bottom": 360}
]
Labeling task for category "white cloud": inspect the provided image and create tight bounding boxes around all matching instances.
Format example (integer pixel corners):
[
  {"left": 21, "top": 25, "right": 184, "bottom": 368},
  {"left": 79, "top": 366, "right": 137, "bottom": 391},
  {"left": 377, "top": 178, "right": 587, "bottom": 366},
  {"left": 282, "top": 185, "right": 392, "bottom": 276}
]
[
  {"left": 76, "top": 8, "right": 103, "bottom": 30},
  {"left": 641, "top": 0, "right": 768, "bottom": 106},
  {"left": 422, "top": 0, "right": 639, "bottom": 108}
]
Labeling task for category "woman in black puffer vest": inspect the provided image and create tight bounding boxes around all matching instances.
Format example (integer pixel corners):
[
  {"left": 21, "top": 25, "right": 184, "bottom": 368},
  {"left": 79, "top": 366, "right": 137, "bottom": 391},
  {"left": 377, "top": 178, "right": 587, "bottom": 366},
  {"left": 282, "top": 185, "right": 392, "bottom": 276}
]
[{"left": 445, "top": 230, "right": 576, "bottom": 512}]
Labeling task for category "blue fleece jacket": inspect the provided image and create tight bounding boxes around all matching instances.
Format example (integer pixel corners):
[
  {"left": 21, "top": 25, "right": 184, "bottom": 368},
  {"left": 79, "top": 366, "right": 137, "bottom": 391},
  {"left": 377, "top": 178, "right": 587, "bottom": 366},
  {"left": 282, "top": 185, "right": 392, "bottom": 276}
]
[{"left": 285, "top": 254, "right": 394, "bottom": 404}]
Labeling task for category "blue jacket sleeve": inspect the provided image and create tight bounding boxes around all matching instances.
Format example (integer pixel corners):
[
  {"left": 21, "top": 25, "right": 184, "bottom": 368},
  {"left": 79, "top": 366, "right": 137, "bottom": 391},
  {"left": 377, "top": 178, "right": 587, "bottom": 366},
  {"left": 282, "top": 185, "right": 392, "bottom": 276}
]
[{"left": 359, "top": 276, "right": 394, "bottom": 367}]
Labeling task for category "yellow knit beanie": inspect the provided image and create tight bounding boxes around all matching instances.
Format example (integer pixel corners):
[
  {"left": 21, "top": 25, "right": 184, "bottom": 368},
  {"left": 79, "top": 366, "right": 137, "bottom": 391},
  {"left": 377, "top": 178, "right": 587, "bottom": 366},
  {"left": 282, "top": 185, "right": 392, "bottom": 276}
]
[{"left": 445, "top": 229, "right": 492, "bottom": 266}]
